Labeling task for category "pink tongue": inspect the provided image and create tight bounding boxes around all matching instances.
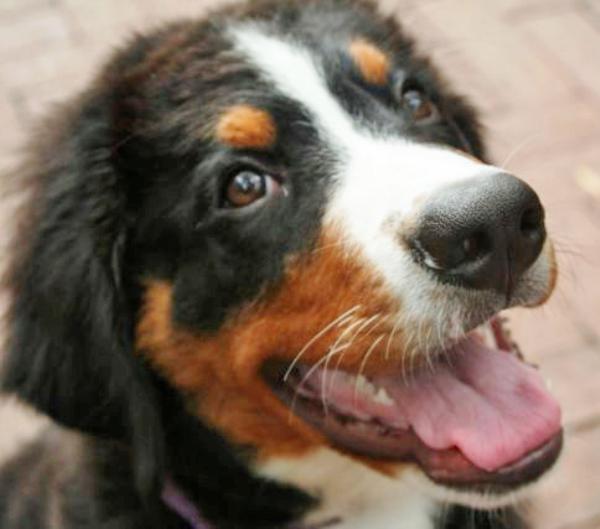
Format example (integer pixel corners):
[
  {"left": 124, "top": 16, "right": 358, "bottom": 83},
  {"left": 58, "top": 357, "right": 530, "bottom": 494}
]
[
  {"left": 381, "top": 339, "right": 562, "bottom": 471},
  {"left": 309, "top": 337, "right": 561, "bottom": 472}
]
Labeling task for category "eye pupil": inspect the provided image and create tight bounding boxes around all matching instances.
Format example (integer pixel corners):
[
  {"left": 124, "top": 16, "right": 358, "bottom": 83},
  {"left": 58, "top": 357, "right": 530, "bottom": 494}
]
[
  {"left": 402, "top": 88, "right": 435, "bottom": 121},
  {"left": 225, "top": 171, "right": 267, "bottom": 208},
  {"left": 234, "top": 171, "right": 264, "bottom": 195}
]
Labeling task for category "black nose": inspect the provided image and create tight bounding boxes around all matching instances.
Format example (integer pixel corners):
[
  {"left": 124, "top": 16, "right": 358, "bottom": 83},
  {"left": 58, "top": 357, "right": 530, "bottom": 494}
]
[{"left": 410, "top": 173, "right": 546, "bottom": 294}]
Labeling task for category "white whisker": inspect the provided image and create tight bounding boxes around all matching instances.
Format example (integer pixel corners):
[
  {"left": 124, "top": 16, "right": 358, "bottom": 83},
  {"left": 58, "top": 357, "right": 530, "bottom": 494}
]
[
  {"left": 499, "top": 132, "right": 543, "bottom": 171},
  {"left": 424, "top": 325, "right": 435, "bottom": 373},
  {"left": 283, "top": 305, "right": 360, "bottom": 381},
  {"left": 353, "top": 334, "right": 385, "bottom": 404},
  {"left": 329, "top": 313, "right": 384, "bottom": 394},
  {"left": 384, "top": 316, "right": 402, "bottom": 360},
  {"left": 289, "top": 343, "right": 348, "bottom": 418},
  {"left": 321, "top": 317, "right": 369, "bottom": 414}
]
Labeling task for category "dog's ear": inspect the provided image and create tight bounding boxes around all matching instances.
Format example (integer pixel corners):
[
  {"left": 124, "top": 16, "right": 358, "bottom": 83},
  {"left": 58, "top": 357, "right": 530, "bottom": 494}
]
[{"left": 2, "top": 90, "right": 164, "bottom": 496}]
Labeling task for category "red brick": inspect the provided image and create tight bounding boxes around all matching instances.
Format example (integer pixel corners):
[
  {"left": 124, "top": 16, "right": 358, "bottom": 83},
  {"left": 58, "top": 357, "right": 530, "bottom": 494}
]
[
  {"left": 0, "top": 7, "right": 71, "bottom": 59},
  {"left": 0, "top": 44, "right": 102, "bottom": 92},
  {"left": 59, "top": 0, "right": 147, "bottom": 47},
  {"left": 520, "top": 11, "right": 600, "bottom": 99},
  {"left": 16, "top": 74, "right": 90, "bottom": 124},
  {"left": 410, "top": 0, "right": 574, "bottom": 112},
  {"left": 0, "top": 152, "right": 21, "bottom": 179},
  {"left": 0, "top": 95, "right": 27, "bottom": 153},
  {"left": 541, "top": 348, "right": 600, "bottom": 429},
  {"left": 484, "top": 97, "right": 600, "bottom": 168},
  {"left": 501, "top": 0, "right": 577, "bottom": 21},
  {"left": 506, "top": 303, "right": 589, "bottom": 365},
  {"left": 526, "top": 427, "right": 600, "bottom": 529},
  {"left": 584, "top": 0, "right": 600, "bottom": 21},
  {"left": 135, "top": 0, "right": 238, "bottom": 25},
  {"left": 0, "top": 0, "right": 52, "bottom": 17}
]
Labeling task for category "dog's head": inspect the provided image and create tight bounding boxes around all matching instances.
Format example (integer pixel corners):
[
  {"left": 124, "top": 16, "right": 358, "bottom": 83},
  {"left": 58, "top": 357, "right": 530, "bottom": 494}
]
[{"left": 2, "top": 0, "right": 561, "bottom": 525}]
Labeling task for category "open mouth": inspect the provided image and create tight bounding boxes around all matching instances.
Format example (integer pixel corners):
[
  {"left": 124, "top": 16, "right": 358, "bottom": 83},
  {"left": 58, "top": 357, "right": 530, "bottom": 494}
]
[{"left": 263, "top": 317, "right": 562, "bottom": 491}]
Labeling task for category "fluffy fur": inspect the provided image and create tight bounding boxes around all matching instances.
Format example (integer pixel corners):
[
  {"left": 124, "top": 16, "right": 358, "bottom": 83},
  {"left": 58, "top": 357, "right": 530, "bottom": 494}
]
[{"left": 0, "top": 1, "right": 552, "bottom": 528}]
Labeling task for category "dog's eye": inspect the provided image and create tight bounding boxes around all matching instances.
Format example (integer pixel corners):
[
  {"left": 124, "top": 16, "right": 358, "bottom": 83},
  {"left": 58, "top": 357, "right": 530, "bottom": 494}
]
[
  {"left": 398, "top": 81, "right": 438, "bottom": 123},
  {"left": 223, "top": 170, "right": 279, "bottom": 208},
  {"left": 402, "top": 89, "right": 437, "bottom": 122}
]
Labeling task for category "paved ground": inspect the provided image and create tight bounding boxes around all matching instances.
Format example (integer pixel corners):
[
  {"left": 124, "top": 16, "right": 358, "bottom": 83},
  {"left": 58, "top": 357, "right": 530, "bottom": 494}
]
[{"left": 0, "top": 1, "right": 599, "bottom": 528}]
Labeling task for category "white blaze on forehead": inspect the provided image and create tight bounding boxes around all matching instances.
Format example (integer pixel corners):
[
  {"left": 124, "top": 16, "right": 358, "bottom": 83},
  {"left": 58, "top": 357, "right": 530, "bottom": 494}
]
[
  {"left": 231, "top": 25, "right": 360, "bottom": 148},
  {"left": 231, "top": 26, "right": 503, "bottom": 311}
]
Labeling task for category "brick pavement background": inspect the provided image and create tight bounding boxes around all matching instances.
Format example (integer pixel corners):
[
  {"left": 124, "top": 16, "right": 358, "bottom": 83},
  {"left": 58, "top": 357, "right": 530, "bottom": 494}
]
[{"left": 0, "top": 1, "right": 599, "bottom": 528}]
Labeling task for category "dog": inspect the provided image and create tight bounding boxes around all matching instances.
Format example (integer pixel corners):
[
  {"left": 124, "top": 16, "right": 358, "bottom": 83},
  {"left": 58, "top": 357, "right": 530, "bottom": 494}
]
[{"left": 0, "top": 0, "right": 562, "bottom": 528}]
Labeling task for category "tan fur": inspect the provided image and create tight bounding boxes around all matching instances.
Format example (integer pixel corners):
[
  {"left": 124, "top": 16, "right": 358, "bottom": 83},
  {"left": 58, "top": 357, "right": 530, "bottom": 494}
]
[
  {"left": 348, "top": 39, "right": 390, "bottom": 86},
  {"left": 216, "top": 105, "right": 277, "bottom": 149},
  {"left": 136, "top": 228, "right": 405, "bottom": 461}
]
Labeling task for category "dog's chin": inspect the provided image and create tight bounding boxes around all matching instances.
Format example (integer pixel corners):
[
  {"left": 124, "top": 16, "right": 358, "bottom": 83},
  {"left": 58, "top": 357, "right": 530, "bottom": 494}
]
[
  {"left": 406, "top": 465, "right": 549, "bottom": 510},
  {"left": 262, "top": 313, "right": 563, "bottom": 507}
]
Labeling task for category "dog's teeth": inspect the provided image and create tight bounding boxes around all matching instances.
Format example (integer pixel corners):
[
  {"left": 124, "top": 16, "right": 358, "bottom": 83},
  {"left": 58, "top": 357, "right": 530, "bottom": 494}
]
[
  {"left": 336, "top": 372, "right": 355, "bottom": 385},
  {"left": 471, "top": 329, "right": 485, "bottom": 345},
  {"left": 356, "top": 374, "right": 377, "bottom": 396},
  {"left": 353, "top": 410, "right": 373, "bottom": 421},
  {"left": 356, "top": 376, "right": 369, "bottom": 394},
  {"left": 390, "top": 418, "right": 410, "bottom": 430},
  {"left": 373, "top": 387, "right": 394, "bottom": 406},
  {"left": 350, "top": 420, "right": 371, "bottom": 432},
  {"left": 353, "top": 375, "right": 395, "bottom": 406},
  {"left": 478, "top": 324, "right": 495, "bottom": 348}
]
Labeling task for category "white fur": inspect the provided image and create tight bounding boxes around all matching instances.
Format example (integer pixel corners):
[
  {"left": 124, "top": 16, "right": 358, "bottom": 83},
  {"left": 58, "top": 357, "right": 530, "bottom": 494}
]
[
  {"left": 0, "top": 398, "right": 49, "bottom": 467},
  {"left": 256, "top": 449, "right": 436, "bottom": 529},
  {"left": 512, "top": 238, "right": 555, "bottom": 307}
]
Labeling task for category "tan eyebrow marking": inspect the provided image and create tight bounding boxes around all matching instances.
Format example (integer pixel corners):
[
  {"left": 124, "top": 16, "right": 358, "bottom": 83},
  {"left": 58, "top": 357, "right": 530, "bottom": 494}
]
[
  {"left": 216, "top": 105, "right": 277, "bottom": 149},
  {"left": 348, "top": 38, "right": 390, "bottom": 86}
]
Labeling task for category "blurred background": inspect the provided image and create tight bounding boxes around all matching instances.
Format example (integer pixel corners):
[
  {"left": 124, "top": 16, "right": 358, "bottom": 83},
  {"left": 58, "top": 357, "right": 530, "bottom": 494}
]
[{"left": 0, "top": 0, "right": 599, "bottom": 528}]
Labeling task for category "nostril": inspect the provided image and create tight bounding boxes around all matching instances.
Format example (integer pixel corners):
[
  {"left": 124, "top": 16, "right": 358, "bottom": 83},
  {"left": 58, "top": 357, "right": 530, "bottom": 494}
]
[
  {"left": 413, "top": 228, "right": 491, "bottom": 273},
  {"left": 460, "top": 231, "right": 490, "bottom": 263},
  {"left": 520, "top": 206, "right": 543, "bottom": 236},
  {"left": 410, "top": 173, "right": 546, "bottom": 291}
]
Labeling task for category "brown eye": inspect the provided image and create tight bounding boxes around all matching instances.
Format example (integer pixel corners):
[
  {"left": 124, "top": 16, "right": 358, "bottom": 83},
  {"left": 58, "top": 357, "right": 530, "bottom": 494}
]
[
  {"left": 402, "top": 89, "right": 437, "bottom": 122},
  {"left": 223, "top": 170, "right": 279, "bottom": 208}
]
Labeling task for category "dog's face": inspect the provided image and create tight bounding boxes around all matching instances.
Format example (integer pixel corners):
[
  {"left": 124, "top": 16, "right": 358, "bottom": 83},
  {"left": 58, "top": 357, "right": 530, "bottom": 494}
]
[{"left": 4, "top": 0, "right": 562, "bottom": 523}]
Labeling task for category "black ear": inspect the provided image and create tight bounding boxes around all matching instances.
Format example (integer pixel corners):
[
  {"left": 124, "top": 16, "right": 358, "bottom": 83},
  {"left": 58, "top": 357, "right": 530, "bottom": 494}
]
[{"left": 1, "top": 91, "right": 164, "bottom": 497}]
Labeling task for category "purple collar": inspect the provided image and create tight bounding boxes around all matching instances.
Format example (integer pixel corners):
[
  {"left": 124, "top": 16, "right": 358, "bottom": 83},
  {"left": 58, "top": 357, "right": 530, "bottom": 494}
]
[
  {"left": 162, "top": 480, "right": 211, "bottom": 529},
  {"left": 162, "top": 480, "right": 340, "bottom": 529}
]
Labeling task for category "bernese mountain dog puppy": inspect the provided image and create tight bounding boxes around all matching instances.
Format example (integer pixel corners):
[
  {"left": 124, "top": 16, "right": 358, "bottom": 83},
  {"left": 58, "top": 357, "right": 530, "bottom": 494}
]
[{"left": 0, "top": 0, "right": 562, "bottom": 528}]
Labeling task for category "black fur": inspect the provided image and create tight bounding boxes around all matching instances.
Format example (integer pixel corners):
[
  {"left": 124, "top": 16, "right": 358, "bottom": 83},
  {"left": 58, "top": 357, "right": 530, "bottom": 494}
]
[{"left": 0, "top": 1, "right": 523, "bottom": 528}]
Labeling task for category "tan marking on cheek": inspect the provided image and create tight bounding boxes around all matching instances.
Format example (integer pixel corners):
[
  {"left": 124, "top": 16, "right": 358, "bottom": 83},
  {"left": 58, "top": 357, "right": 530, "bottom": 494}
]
[
  {"left": 136, "top": 228, "right": 403, "bottom": 462},
  {"left": 349, "top": 39, "right": 390, "bottom": 86},
  {"left": 216, "top": 105, "right": 276, "bottom": 149}
]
